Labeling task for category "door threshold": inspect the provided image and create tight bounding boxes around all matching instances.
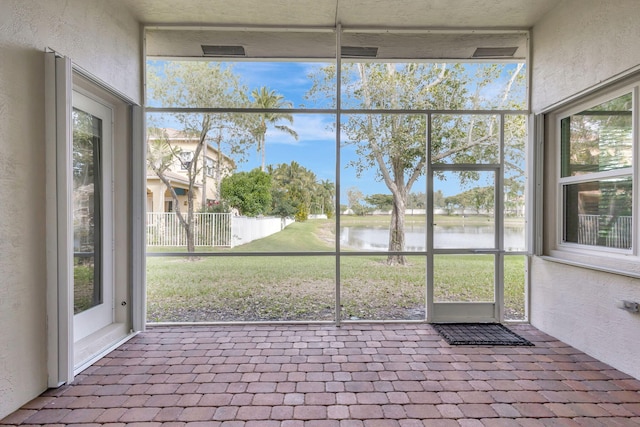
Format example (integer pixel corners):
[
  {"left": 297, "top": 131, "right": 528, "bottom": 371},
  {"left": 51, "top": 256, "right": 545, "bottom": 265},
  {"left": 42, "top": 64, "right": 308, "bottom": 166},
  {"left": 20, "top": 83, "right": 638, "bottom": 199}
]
[{"left": 74, "top": 323, "right": 136, "bottom": 376}]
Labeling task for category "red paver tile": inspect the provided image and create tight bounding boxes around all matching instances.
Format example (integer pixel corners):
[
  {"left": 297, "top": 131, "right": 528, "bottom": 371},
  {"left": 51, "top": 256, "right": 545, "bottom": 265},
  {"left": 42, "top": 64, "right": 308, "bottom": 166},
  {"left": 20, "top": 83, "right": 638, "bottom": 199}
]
[
  {"left": 22, "top": 408, "right": 71, "bottom": 423},
  {"left": 212, "top": 406, "right": 238, "bottom": 421},
  {"left": 403, "top": 404, "right": 441, "bottom": 418},
  {"left": 94, "top": 406, "right": 127, "bottom": 422},
  {"left": 178, "top": 406, "right": 216, "bottom": 421},
  {"left": 362, "top": 420, "right": 401, "bottom": 427},
  {"left": 293, "top": 404, "right": 328, "bottom": 419},
  {"left": 59, "top": 408, "right": 105, "bottom": 423},
  {"left": 437, "top": 391, "right": 463, "bottom": 404},
  {"left": 4, "top": 324, "right": 640, "bottom": 427},
  {"left": 66, "top": 395, "right": 100, "bottom": 409},
  {"left": 154, "top": 406, "right": 183, "bottom": 421},
  {"left": 326, "top": 404, "right": 350, "bottom": 419},
  {"left": 512, "top": 403, "right": 557, "bottom": 418},
  {"left": 436, "top": 403, "right": 464, "bottom": 418},
  {"left": 0, "top": 409, "right": 38, "bottom": 424},
  {"left": 123, "top": 394, "right": 152, "bottom": 407},
  {"left": 305, "top": 392, "right": 337, "bottom": 405},
  {"left": 355, "top": 392, "right": 389, "bottom": 405},
  {"left": 297, "top": 381, "right": 326, "bottom": 393},
  {"left": 456, "top": 419, "right": 485, "bottom": 427},
  {"left": 597, "top": 403, "right": 637, "bottom": 417},
  {"left": 349, "top": 404, "right": 385, "bottom": 419},
  {"left": 246, "top": 382, "right": 277, "bottom": 393},
  {"left": 623, "top": 403, "right": 640, "bottom": 416},
  {"left": 458, "top": 403, "right": 499, "bottom": 418},
  {"left": 229, "top": 393, "right": 253, "bottom": 406},
  {"left": 144, "top": 394, "right": 181, "bottom": 407},
  {"left": 457, "top": 391, "right": 496, "bottom": 404},
  {"left": 22, "top": 396, "right": 56, "bottom": 410}
]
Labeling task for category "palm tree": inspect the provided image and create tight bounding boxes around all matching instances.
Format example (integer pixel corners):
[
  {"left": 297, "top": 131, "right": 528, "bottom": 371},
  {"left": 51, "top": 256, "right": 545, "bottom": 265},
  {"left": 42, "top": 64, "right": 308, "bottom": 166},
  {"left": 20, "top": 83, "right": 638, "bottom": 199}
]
[
  {"left": 317, "top": 179, "right": 336, "bottom": 216},
  {"left": 251, "top": 87, "right": 299, "bottom": 171}
]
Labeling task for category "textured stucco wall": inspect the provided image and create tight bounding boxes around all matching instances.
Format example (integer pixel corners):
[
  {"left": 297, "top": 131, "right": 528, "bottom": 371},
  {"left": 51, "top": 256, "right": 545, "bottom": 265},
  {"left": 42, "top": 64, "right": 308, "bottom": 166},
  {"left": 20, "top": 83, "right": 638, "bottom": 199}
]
[
  {"left": 0, "top": 0, "right": 140, "bottom": 418},
  {"left": 530, "top": 258, "right": 640, "bottom": 379},
  {"left": 531, "top": 0, "right": 640, "bottom": 112},
  {"left": 530, "top": 0, "right": 640, "bottom": 380}
]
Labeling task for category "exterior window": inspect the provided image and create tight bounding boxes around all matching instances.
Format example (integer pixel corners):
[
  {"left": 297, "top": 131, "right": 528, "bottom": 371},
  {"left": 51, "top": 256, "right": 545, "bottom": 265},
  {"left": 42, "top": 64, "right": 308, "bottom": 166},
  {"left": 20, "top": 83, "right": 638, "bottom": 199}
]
[
  {"left": 205, "top": 156, "right": 215, "bottom": 177},
  {"left": 559, "top": 92, "right": 633, "bottom": 250},
  {"left": 180, "top": 151, "right": 193, "bottom": 170}
]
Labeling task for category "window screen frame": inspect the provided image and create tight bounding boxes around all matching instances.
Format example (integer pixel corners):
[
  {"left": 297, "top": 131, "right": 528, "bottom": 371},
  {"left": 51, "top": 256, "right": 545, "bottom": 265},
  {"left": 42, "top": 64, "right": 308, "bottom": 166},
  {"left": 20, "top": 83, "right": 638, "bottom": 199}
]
[{"left": 554, "top": 84, "right": 638, "bottom": 256}]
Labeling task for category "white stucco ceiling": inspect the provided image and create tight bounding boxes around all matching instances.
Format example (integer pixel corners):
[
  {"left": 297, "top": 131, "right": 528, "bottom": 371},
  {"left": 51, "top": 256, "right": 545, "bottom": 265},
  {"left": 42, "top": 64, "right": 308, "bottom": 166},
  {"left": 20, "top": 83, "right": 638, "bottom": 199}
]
[
  {"left": 124, "top": 0, "right": 562, "bottom": 60},
  {"left": 121, "top": 0, "right": 561, "bottom": 28}
]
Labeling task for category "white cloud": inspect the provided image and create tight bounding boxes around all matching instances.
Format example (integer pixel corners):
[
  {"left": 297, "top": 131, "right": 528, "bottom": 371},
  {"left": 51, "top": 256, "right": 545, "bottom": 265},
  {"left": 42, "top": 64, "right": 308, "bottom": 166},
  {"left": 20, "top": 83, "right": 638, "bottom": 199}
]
[{"left": 265, "top": 115, "right": 336, "bottom": 145}]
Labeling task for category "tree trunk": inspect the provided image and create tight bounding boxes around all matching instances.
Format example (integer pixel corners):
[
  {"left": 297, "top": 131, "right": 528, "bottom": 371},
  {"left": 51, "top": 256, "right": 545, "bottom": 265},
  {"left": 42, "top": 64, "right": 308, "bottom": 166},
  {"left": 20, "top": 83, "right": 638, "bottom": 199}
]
[
  {"left": 387, "top": 192, "right": 407, "bottom": 265},
  {"left": 185, "top": 127, "right": 208, "bottom": 254},
  {"left": 260, "top": 135, "right": 266, "bottom": 172},
  {"left": 186, "top": 194, "right": 195, "bottom": 253},
  {"left": 201, "top": 147, "right": 207, "bottom": 211}
]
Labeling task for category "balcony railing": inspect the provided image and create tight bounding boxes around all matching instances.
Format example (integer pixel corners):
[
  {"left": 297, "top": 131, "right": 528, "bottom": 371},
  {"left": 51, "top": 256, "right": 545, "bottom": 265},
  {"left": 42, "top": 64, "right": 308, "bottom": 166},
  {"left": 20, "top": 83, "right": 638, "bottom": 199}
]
[{"left": 578, "top": 214, "right": 632, "bottom": 249}]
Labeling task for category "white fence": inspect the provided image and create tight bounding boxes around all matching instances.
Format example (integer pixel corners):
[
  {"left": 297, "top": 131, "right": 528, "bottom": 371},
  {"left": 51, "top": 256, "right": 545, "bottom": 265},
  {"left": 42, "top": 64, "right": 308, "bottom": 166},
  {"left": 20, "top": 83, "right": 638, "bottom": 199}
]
[
  {"left": 146, "top": 212, "right": 293, "bottom": 248},
  {"left": 231, "top": 216, "right": 294, "bottom": 247},
  {"left": 578, "top": 214, "right": 632, "bottom": 248}
]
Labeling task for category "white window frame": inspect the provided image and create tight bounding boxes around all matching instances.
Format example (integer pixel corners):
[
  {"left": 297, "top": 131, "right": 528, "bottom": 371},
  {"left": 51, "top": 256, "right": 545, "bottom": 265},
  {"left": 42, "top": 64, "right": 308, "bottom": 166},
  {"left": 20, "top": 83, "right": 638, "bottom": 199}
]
[
  {"left": 205, "top": 156, "right": 215, "bottom": 178},
  {"left": 548, "top": 81, "right": 640, "bottom": 271},
  {"left": 180, "top": 150, "right": 193, "bottom": 170}
]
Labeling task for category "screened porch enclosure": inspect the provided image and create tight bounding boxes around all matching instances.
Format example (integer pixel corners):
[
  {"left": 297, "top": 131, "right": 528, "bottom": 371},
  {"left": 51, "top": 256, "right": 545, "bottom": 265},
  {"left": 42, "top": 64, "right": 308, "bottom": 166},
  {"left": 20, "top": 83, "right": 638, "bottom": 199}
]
[{"left": 145, "top": 28, "right": 530, "bottom": 324}]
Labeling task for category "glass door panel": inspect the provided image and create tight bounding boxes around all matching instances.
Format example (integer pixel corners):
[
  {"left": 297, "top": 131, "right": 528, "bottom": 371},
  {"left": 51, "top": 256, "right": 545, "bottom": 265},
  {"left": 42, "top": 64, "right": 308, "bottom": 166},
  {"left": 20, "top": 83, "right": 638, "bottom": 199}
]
[
  {"left": 73, "top": 108, "right": 102, "bottom": 314},
  {"left": 73, "top": 91, "right": 113, "bottom": 343}
]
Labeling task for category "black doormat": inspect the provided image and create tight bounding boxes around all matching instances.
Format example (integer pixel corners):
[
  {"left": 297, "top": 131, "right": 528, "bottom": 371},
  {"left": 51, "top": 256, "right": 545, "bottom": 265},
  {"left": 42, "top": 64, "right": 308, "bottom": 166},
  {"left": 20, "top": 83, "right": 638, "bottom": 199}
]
[{"left": 432, "top": 323, "right": 534, "bottom": 346}]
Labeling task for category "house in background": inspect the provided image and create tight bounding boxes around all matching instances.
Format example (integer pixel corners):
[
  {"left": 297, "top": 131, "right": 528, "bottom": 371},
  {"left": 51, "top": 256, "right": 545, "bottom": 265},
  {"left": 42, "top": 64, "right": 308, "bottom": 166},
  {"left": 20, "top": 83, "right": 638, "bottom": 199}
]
[
  {"left": 146, "top": 128, "right": 235, "bottom": 213},
  {"left": 2, "top": 0, "right": 640, "bottom": 420}
]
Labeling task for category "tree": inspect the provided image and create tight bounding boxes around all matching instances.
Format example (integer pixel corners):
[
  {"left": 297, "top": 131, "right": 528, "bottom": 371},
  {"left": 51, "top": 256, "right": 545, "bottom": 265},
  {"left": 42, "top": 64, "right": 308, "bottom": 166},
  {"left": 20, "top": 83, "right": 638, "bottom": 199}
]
[
  {"left": 346, "top": 187, "right": 368, "bottom": 216},
  {"left": 444, "top": 194, "right": 468, "bottom": 216},
  {"left": 270, "top": 189, "right": 297, "bottom": 218},
  {"left": 308, "top": 62, "right": 525, "bottom": 264},
  {"left": 433, "top": 190, "right": 445, "bottom": 210},
  {"left": 220, "top": 168, "right": 272, "bottom": 216},
  {"left": 365, "top": 194, "right": 393, "bottom": 212},
  {"left": 267, "top": 161, "right": 333, "bottom": 221},
  {"left": 251, "top": 86, "right": 299, "bottom": 171},
  {"left": 407, "top": 192, "right": 426, "bottom": 212},
  {"left": 147, "top": 61, "right": 252, "bottom": 252},
  {"left": 458, "top": 186, "right": 494, "bottom": 215},
  {"left": 315, "top": 179, "right": 336, "bottom": 218},
  {"left": 146, "top": 128, "right": 200, "bottom": 252}
]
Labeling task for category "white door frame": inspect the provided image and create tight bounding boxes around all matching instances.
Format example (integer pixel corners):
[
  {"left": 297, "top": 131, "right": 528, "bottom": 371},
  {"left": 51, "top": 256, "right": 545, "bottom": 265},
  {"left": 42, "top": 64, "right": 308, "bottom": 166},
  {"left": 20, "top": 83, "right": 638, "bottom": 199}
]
[
  {"left": 45, "top": 52, "right": 146, "bottom": 387},
  {"left": 425, "top": 112, "right": 506, "bottom": 323}
]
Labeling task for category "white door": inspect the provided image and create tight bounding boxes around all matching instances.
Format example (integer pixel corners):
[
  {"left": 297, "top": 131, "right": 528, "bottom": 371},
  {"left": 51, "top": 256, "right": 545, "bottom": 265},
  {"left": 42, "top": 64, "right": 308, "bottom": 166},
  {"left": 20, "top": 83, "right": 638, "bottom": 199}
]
[
  {"left": 427, "top": 167, "right": 502, "bottom": 323},
  {"left": 72, "top": 91, "right": 114, "bottom": 342}
]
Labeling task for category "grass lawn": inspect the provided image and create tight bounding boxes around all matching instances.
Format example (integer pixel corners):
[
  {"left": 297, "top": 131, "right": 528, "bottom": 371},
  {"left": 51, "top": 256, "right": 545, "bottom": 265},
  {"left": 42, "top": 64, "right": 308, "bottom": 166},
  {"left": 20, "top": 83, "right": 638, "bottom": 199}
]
[
  {"left": 74, "top": 262, "right": 96, "bottom": 314},
  {"left": 146, "top": 218, "right": 526, "bottom": 322}
]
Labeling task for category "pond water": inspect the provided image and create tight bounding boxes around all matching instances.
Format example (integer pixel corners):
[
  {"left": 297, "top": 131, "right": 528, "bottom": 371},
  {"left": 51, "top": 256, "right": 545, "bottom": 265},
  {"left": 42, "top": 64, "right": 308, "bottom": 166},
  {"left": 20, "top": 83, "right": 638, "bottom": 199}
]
[{"left": 340, "top": 224, "right": 525, "bottom": 251}]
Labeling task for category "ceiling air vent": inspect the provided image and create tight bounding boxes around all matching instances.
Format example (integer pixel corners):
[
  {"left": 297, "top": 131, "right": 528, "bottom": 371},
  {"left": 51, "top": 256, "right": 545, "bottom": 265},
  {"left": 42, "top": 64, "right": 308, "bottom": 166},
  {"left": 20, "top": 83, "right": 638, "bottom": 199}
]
[
  {"left": 201, "top": 45, "right": 246, "bottom": 57},
  {"left": 341, "top": 46, "right": 378, "bottom": 58},
  {"left": 472, "top": 47, "right": 518, "bottom": 58}
]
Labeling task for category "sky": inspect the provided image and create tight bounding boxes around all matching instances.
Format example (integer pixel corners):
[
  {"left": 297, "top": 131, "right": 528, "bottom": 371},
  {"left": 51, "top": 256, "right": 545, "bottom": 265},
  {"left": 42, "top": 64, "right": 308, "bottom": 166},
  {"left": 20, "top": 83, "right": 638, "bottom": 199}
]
[{"left": 147, "top": 60, "right": 527, "bottom": 202}]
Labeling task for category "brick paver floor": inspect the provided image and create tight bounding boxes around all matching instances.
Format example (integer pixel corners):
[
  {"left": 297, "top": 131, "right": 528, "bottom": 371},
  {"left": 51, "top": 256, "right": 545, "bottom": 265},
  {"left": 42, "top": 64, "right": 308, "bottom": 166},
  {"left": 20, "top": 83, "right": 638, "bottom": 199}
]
[{"left": 2, "top": 323, "right": 640, "bottom": 426}]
